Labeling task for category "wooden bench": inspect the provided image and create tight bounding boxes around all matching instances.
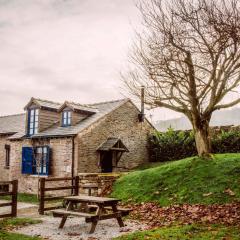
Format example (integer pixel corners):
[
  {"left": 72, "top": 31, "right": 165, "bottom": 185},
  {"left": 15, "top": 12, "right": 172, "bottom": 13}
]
[
  {"left": 52, "top": 209, "right": 96, "bottom": 228},
  {"left": 87, "top": 205, "right": 132, "bottom": 217}
]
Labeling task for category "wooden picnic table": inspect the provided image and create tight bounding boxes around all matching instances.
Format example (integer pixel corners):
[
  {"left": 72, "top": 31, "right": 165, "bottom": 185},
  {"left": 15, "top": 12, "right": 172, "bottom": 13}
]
[{"left": 52, "top": 195, "right": 124, "bottom": 234}]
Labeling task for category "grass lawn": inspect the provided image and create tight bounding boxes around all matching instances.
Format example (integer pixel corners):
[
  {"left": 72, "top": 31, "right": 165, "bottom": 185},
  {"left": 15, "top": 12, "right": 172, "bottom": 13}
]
[
  {"left": 0, "top": 193, "right": 38, "bottom": 204},
  {"left": 0, "top": 218, "right": 42, "bottom": 240},
  {"left": 112, "top": 153, "right": 240, "bottom": 206},
  {"left": 114, "top": 224, "right": 240, "bottom": 240}
]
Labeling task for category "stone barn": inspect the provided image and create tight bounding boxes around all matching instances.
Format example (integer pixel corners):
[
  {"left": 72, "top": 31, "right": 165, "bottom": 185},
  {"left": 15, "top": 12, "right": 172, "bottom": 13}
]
[{"left": 0, "top": 97, "right": 154, "bottom": 193}]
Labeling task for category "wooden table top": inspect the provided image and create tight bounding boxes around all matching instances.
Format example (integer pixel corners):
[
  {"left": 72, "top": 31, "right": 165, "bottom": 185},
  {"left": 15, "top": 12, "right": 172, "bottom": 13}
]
[{"left": 64, "top": 195, "right": 120, "bottom": 204}]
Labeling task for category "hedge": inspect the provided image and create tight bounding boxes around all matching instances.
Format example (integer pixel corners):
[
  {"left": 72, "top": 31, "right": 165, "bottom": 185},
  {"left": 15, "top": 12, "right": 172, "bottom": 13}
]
[{"left": 149, "top": 127, "right": 240, "bottom": 162}]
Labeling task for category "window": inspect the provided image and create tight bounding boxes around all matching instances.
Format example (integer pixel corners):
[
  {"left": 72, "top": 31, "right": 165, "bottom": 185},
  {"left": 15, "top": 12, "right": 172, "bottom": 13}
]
[
  {"left": 62, "top": 111, "right": 72, "bottom": 126},
  {"left": 22, "top": 146, "right": 50, "bottom": 175},
  {"left": 34, "top": 146, "right": 49, "bottom": 175},
  {"left": 28, "top": 109, "right": 39, "bottom": 135},
  {"left": 5, "top": 145, "right": 10, "bottom": 169}
]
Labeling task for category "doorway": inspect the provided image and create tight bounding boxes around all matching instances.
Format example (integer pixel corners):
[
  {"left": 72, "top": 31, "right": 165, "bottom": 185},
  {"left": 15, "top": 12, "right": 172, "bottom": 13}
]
[{"left": 100, "top": 152, "right": 113, "bottom": 173}]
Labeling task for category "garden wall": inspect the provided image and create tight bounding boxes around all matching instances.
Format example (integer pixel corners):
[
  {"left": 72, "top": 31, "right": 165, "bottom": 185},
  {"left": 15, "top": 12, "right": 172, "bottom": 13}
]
[{"left": 78, "top": 173, "right": 122, "bottom": 197}]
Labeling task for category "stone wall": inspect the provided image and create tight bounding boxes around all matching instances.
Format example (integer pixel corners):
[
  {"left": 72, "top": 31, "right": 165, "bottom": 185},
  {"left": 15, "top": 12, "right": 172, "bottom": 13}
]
[
  {"left": 76, "top": 101, "right": 154, "bottom": 173},
  {"left": 78, "top": 173, "right": 121, "bottom": 196},
  {"left": 210, "top": 125, "right": 240, "bottom": 135},
  {"left": 0, "top": 135, "right": 11, "bottom": 182},
  {"left": 9, "top": 137, "right": 73, "bottom": 194}
]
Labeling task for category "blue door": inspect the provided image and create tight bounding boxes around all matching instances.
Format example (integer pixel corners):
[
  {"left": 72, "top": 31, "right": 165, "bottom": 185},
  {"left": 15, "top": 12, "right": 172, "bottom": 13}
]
[{"left": 22, "top": 147, "right": 34, "bottom": 174}]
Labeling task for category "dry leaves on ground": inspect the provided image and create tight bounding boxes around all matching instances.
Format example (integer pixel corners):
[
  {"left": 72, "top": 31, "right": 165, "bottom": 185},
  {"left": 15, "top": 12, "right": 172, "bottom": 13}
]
[{"left": 124, "top": 202, "right": 240, "bottom": 228}]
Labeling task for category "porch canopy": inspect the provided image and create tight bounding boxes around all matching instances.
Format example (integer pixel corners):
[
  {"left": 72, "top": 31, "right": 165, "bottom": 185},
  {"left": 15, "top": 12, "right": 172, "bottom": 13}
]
[
  {"left": 97, "top": 137, "right": 129, "bottom": 172},
  {"left": 97, "top": 137, "right": 129, "bottom": 152}
]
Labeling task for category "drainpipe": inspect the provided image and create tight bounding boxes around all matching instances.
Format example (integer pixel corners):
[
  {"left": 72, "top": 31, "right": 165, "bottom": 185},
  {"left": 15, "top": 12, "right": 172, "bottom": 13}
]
[
  {"left": 71, "top": 137, "right": 75, "bottom": 194},
  {"left": 138, "top": 86, "right": 145, "bottom": 122}
]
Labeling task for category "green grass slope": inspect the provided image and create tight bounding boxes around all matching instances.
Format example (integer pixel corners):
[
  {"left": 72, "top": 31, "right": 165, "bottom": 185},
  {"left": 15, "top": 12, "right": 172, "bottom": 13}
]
[
  {"left": 114, "top": 224, "right": 240, "bottom": 240},
  {"left": 112, "top": 154, "right": 240, "bottom": 206}
]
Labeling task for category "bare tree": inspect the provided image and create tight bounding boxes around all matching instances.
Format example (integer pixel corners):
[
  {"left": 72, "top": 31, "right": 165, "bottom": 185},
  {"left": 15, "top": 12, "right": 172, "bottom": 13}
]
[{"left": 124, "top": 0, "right": 240, "bottom": 157}]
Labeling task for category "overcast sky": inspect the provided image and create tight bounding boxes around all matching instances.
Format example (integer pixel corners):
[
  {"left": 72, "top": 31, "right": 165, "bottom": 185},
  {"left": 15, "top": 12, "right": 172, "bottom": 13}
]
[{"left": 0, "top": 0, "right": 182, "bottom": 121}]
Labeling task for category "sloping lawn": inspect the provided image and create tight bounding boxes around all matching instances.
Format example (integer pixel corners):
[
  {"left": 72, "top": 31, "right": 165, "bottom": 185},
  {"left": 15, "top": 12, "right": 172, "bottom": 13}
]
[
  {"left": 0, "top": 218, "right": 42, "bottom": 240},
  {"left": 114, "top": 224, "right": 240, "bottom": 240},
  {"left": 112, "top": 153, "right": 240, "bottom": 206}
]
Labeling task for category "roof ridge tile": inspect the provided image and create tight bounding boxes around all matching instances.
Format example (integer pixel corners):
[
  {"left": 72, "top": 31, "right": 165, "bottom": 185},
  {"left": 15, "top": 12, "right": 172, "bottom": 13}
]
[
  {"left": 34, "top": 98, "right": 62, "bottom": 105},
  {"left": 88, "top": 98, "right": 129, "bottom": 106},
  {"left": 0, "top": 113, "right": 25, "bottom": 119}
]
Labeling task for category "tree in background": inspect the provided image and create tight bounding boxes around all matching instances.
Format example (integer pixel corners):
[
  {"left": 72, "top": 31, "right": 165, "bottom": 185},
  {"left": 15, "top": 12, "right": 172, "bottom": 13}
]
[{"left": 124, "top": 0, "right": 240, "bottom": 157}]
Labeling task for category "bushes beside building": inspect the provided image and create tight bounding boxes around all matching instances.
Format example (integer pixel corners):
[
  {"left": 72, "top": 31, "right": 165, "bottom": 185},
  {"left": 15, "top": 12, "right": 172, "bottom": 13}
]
[{"left": 149, "top": 127, "right": 240, "bottom": 162}]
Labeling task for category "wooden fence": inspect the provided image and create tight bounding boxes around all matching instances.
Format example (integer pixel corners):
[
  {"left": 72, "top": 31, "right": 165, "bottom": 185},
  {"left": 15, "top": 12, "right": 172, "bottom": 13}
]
[
  {"left": 38, "top": 176, "right": 79, "bottom": 215},
  {"left": 0, "top": 180, "right": 18, "bottom": 218}
]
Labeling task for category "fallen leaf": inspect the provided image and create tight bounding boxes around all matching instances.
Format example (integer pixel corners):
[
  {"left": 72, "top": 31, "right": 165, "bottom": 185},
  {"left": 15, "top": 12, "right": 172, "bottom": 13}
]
[
  {"left": 203, "top": 192, "right": 213, "bottom": 197},
  {"left": 224, "top": 188, "right": 235, "bottom": 196}
]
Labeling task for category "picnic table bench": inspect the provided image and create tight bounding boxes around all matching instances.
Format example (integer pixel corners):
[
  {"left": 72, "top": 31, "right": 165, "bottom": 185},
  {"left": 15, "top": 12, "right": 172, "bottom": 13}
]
[{"left": 52, "top": 195, "right": 126, "bottom": 234}]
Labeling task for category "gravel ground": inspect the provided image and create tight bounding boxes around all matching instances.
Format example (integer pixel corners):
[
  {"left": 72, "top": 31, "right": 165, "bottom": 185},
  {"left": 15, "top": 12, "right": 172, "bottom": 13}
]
[{"left": 14, "top": 215, "right": 146, "bottom": 240}]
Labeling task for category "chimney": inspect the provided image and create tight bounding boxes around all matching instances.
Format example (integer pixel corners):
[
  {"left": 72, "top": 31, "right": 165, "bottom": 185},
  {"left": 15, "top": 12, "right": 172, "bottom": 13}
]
[{"left": 138, "top": 86, "right": 145, "bottom": 122}]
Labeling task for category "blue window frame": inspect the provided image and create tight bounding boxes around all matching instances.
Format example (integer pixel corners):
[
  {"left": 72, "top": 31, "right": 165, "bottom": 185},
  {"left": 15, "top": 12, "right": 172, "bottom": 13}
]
[
  {"left": 62, "top": 111, "right": 72, "bottom": 126},
  {"left": 34, "top": 146, "right": 50, "bottom": 175},
  {"left": 22, "top": 146, "right": 50, "bottom": 176},
  {"left": 28, "top": 108, "right": 39, "bottom": 135}
]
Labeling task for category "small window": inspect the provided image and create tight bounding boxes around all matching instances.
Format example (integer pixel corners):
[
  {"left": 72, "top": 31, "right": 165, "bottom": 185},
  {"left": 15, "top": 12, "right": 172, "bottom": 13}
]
[
  {"left": 28, "top": 108, "right": 39, "bottom": 135},
  {"left": 5, "top": 145, "right": 10, "bottom": 169},
  {"left": 62, "top": 111, "right": 72, "bottom": 126}
]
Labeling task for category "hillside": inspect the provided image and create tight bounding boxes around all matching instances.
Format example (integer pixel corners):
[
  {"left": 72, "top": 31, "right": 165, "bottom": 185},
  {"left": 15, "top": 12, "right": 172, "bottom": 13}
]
[
  {"left": 112, "top": 154, "right": 240, "bottom": 206},
  {"left": 155, "top": 107, "right": 240, "bottom": 131}
]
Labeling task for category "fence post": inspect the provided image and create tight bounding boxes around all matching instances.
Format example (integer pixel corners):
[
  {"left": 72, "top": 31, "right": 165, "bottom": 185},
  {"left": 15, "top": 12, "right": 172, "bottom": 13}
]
[
  {"left": 39, "top": 178, "right": 45, "bottom": 215},
  {"left": 74, "top": 176, "right": 79, "bottom": 196},
  {"left": 11, "top": 180, "right": 18, "bottom": 217}
]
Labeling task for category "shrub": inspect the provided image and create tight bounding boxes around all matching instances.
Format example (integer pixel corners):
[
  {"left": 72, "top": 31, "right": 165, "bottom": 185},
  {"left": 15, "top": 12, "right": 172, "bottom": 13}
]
[
  {"left": 149, "top": 128, "right": 240, "bottom": 162},
  {"left": 212, "top": 130, "right": 240, "bottom": 153}
]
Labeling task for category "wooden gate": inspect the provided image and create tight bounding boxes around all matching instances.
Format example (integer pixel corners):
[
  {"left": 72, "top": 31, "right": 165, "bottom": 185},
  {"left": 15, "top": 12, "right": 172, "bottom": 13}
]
[
  {"left": 0, "top": 180, "right": 18, "bottom": 218},
  {"left": 38, "top": 176, "right": 79, "bottom": 215}
]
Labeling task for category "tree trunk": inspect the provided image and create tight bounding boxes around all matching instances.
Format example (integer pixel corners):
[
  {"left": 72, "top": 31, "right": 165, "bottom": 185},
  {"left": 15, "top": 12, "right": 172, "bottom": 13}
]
[{"left": 193, "top": 120, "right": 211, "bottom": 157}]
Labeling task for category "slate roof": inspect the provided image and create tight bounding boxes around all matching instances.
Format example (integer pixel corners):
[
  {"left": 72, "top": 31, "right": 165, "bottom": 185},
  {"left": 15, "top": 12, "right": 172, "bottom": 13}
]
[
  {"left": 24, "top": 98, "right": 62, "bottom": 110},
  {"left": 97, "top": 137, "right": 120, "bottom": 151},
  {"left": 58, "top": 101, "right": 98, "bottom": 113},
  {"left": 0, "top": 114, "right": 25, "bottom": 135},
  {"left": 97, "top": 137, "right": 129, "bottom": 152},
  {"left": 6, "top": 98, "right": 130, "bottom": 140}
]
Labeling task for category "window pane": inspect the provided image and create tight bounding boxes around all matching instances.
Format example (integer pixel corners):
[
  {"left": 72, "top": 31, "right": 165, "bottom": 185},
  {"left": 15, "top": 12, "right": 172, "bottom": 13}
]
[
  {"left": 29, "top": 128, "right": 34, "bottom": 135},
  {"left": 35, "top": 128, "right": 38, "bottom": 134},
  {"left": 35, "top": 114, "right": 39, "bottom": 122},
  {"left": 42, "top": 165, "right": 46, "bottom": 174},
  {"left": 63, "top": 118, "right": 67, "bottom": 125},
  {"left": 63, "top": 112, "right": 67, "bottom": 118},
  {"left": 30, "top": 109, "right": 35, "bottom": 116},
  {"left": 35, "top": 109, "right": 39, "bottom": 116},
  {"left": 67, "top": 116, "right": 71, "bottom": 124},
  {"left": 30, "top": 116, "right": 34, "bottom": 122},
  {"left": 43, "top": 147, "right": 48, "bottom": 154},
  {"left": 37, "top": 147, "right": 42, "bottom": 153},
  {"left": 30, "top": 123, "right": 34, "bottom": 128},
  {"left": 35, "top": 122, "right": 38, "bottom": 128},
  {"left": 37, "top": 166, "right": 41, "bottom": 174}
]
